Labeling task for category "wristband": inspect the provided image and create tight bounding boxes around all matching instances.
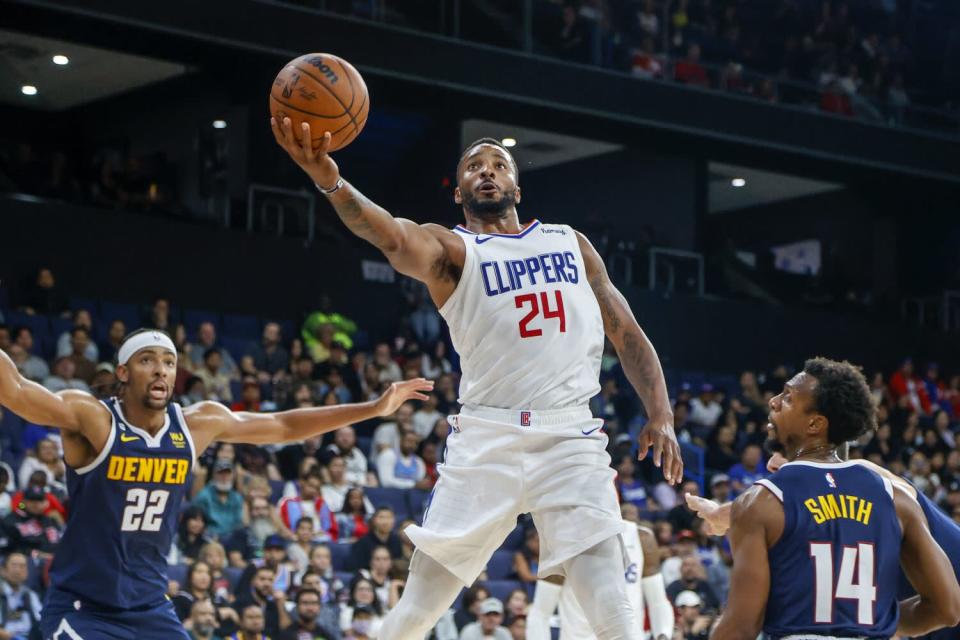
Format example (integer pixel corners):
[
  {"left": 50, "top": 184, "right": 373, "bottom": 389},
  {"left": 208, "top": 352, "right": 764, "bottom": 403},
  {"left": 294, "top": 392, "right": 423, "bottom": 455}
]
[{"left": 316, "top": 178, "right": 344, "bottom": 195}]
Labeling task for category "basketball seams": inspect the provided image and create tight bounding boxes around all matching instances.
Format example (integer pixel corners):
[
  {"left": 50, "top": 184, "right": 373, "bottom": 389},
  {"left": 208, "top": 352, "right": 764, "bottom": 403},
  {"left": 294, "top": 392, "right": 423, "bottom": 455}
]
[
  {"left": 292, "top": 63, "right": 360, "bottom": 134},
  {"left": 269, "top": 93, "right": 351, "bottom": 119}
]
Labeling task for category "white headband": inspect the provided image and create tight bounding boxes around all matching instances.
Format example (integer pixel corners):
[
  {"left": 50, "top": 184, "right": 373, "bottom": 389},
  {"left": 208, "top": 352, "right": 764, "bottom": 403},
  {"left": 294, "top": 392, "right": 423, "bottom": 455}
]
[{"left": 118, "top": 331, "right": 177, "bottom": 366}]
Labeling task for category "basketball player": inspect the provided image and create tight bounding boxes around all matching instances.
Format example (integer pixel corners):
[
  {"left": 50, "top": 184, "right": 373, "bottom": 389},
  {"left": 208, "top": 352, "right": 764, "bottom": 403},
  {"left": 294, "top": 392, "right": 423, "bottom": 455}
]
[
  {"left": 709, "top": 358, "right": 960, "bottom": 640},
  {"left": 526, "top": 505, "right": 675, "bottom": 640},
  {"left": 687, "top": 443, "right": 960, "bottom": 639},
  {"left": 0, "top": 330, "right": 432, "bottom": 639},
  {"left": 271, "top": 119, "right": 682, "bottom": 639}
]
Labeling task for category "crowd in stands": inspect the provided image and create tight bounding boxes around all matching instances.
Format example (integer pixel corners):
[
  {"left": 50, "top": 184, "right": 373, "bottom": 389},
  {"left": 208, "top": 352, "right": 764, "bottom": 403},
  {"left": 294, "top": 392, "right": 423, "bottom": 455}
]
[{"left": 0, "top": 273, "right": 958, "bottom": 639}]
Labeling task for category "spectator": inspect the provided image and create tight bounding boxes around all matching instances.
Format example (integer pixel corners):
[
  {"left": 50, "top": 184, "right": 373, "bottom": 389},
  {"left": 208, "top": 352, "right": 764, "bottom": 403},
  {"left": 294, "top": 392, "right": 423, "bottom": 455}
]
[
  {"left": 278, "top": 471, "right": 338, "bottom": 541},
  {"left": 689, "top": 383, "right": 722, "bottom": 430},
  {"left": 504, "top": 589, "right": 528, "bottom": 620},
  {"left": 705, "top": 424, "right": 739, "bottom": 472},
  {"left": 357, "top": 545, "right": 398, "bottom": 613},
  {"left": 667, "top": 479, "right": 701, "bottom": 532},
  {"left": 278, "top": 588, "right": 338, "bottom": 639},
  {"left": 0, "top": 485, "right": 61, "bottom": 559},
  {"left": 21, "top": 267, "right": 67, "bottom": 316},
  {"left": 727, "top": 444, "right": 767, "bottom": 493},
  {"left": 300, "top": 545, "right": 345, "bottom": 604},
  {"left": 890, "top": 358, "right": 931, "bottom": 414},
  {"left": 349, "top": 507, "right": 403, "bottom": 571},
  {"left": 12, "top": 470, "right": 66, "bottom": 523},
  {"left": 322, "top": 426, "right": 373, "bottom": 487},
  {"left": 0, "top": 465, "right": 13, "bottom": 518},
  {"left": 234, "top": 565, "right": 290, "bottom": 638},
  {"left": 674, "top": 43, "right": 709, "bottom": 87},
  {"left": 296, "top": 572, "right": 341, "bottom": 634},
  {"left": 231, "top": 378, "right": 263, "bottom": 412},
  {"left": 183, "top": 376, "right": 209, "bottom": 406},
  {"left": 99, "top": 319, "right": 127, "bottom": 363},
  {"left": 709, "top": 473, "right": 731, "bottom": 503},
  {"left": 170, "top": 506, "right": 214, "bottom": 565},
  {"left": 556, "top": 3, "right": 587, "bottom": 61},
  {"left": 923, "top": 363, "right": 947, "bottom": 413},
  {"left": 10, "top": 327, "right": 49, "bottom": 381},
  {"left": 675, "top": 590, "right": 711, "bottom": 640},
  {"left": 285, "top": 517, "right": 316, "bottom": 572},
  {"left": 339, "top": 579, "right": 384, "bottom": 637},
  {"left": 615, "top": 454, "right": 656, "bottom": 511},
  {"left": 336, "top": 488, "right": 372, "bottom": 543},
  {"left": 227, "top": 603, "right": 269, "bottom": 640},
  {"left": 372, "top": 403, "right": 415, "bottom": 454},
  {"left": 195, "top": 349, "right": 234, "bottom": 403},
  {"left": 0, "top": 327, "right": 9, "bottom": 353},
  {"left": 666, "top": 555, "right": 720, "bottom": 614},
  {"left": 225, "top": 496, "right": 279, "bottom": 567},
  {"left": 249, "top": 322, "right": 290, "bottom": 381},
  {"left": 372, "top": 344, "right": 401, "bottom": 384},
  {"left": 506, "top": 615, "right": 525, "bottom": 640},
  {"left": 631, "top": 36, "right": 665, "bottom": 79},
  {"left": 459, "top": 598, "right": 510, "bottom": 640},
  {"left": 18, "top": 438, "right": 65, "bottom": 491},
  {"left": 194, "top": 461, "right": 245, "bottom": 538},
  {"left": 56, "top": 310, "right": 98, "bottom": 361},
  {"left": 636, "top": 0, "right": 659, "bottom": 40},
  {"left": 199, "top": 542, "right": 233, "bottom": 602},
  {"left": 377, "top": 431, "right": 428, "bottom": 490},
  {"left": 421, "top": 342, "right": 452, "bottom": 380},
  {"left": 418, "top": 440, "right": 440, "bottom": 489},
  {"left": 323, "top": 457, "right": 371, "bottom": 516},
  {"left": 455, "top": 585, "right": 490, "bottom": 631},
  {"left": 63, "top": 326, "right": 97, "bottom": 384},
  {"left": 512, "top": 528, "right": 539, "bottom": 586},
  {"left": 191, "top": 323, "right": 239, "bottom": 379},
  {"left": 187, "top": 599, "right": 223, "bottom": 640},
  {"left": 0, "top": 552, "right": 42, "bottom": 640},
  {"left": 145, "top": 297, "right": 173, "bottom": 333},
  {"left": 90, "top": 362, "right": 116, "bottom": 398},
  {"left": 820, "top": 79, "right": 854, "bottom": 116},
  {"left": 173, "top": 560, "right": 238, "bottom": 631},
  {"left": 42, "top": 357, "right": 90, "bottom": 393},
  {"left": 412, "top": 394, "right": 443, "bottom": 439}
]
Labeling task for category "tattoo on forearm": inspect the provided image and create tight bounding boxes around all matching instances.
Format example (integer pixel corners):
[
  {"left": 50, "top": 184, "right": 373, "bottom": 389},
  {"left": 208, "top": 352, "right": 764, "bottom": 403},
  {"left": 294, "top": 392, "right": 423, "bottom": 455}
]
[
  {"left": 332, "top": 188, "right": 389, "bottom": 248},
  {"left": 590, "top": 274, "right": 622, "bottom": 334}
]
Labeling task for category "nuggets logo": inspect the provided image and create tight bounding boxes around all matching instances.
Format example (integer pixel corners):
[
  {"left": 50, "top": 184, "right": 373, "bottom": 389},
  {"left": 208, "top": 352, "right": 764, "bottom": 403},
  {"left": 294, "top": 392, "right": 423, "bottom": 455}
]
[
  {"left": 170, "top": 432, "right": 186, "bottom": 449},
  {"left": 825, "top": 473, "right": 837, "bottom": 489},
  {"left": 520, "top": 411, "right": 531, "bottom": 427}
]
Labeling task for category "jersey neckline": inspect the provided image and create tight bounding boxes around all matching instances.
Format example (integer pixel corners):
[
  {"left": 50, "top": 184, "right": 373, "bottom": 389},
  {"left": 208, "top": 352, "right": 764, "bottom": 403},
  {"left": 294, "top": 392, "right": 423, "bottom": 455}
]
[
  {"left": 453, "top": 219, "right": 540, "bottom": 238},
  {"left": 779, "top": 459, "right": 862, "bottom": 470},
  {"left": 110, "top": 396, "right": 172, "bottom": 448}
]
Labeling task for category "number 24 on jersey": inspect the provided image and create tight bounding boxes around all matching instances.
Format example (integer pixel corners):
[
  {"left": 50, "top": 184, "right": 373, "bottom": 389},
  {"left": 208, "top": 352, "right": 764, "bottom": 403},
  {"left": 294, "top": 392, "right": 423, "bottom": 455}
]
[{"left": 515, "top": 290, "right": 566, "bottom": 338}]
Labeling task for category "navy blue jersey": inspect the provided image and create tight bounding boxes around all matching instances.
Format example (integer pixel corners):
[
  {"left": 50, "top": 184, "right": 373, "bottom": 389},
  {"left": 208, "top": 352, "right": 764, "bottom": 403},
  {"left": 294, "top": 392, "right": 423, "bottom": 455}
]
[
  {"left": 48, "top": 397, "right": 195, "bottom": 609},
  {"left": 758, "top": 460, "right": 901, "bottom": 639}
]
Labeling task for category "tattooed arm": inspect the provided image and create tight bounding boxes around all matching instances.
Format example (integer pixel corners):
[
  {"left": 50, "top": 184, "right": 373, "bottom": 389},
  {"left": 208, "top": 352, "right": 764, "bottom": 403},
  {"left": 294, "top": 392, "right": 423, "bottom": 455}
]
[
  {"left": 271, "top": 118, "right": 463, "bottom": 302},
  {"left": 577, "top": 231, "right": 682, "bottom": 483}
]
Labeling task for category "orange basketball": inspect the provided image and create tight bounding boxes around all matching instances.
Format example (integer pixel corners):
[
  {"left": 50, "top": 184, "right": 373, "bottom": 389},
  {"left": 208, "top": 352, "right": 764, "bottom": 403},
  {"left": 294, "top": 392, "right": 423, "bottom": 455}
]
[{"left": 269, "top": 53, "right": 369, "bottom": 152}]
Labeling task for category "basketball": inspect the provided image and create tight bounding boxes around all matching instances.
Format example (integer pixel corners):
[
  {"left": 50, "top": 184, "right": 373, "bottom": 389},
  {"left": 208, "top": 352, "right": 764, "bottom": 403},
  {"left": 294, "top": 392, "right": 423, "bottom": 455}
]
[{"left": 269, "top": 53, "right": 369, "bottom": 152}]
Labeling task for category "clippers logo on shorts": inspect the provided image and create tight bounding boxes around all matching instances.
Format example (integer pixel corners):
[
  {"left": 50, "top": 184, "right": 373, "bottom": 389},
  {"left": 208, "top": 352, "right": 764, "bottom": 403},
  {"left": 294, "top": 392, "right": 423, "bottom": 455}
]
[{"left": 520, "top": 411, "right": 531, "bottom": 427}]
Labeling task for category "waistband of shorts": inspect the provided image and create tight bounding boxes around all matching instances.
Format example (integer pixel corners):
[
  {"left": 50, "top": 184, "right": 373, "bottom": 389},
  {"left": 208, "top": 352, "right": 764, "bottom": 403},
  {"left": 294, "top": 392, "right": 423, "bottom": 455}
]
[
  {"left": 47, "top": 588, "right": 168, "bottom": 613},
  {"left": 458, "top": 404, "right": 594, "bottom": 427},
  {"left": 775, "top": 635, "right": 871, "bottom": 640}
]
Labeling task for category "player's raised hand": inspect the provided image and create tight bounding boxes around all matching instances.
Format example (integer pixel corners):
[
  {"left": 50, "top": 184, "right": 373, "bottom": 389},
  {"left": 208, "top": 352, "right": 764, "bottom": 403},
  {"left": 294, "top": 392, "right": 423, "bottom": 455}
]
[
  {"left": 374, "top": 378, "right": 435, "bottom": 417},
  {"left": 269, "top": 116, "right": 341, "bottom": 191},
  {"left": 637, "top": 417, "right": 683, "bottom": 484},
  {"left": 685, "top": 493, "right": 729, "bottom": 536}
]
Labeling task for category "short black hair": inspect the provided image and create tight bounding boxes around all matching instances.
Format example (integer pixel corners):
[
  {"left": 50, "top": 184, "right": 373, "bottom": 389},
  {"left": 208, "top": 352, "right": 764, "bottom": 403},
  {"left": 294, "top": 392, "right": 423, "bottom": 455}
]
[
  {"left": 459, "top": 137, "right": 518, "bottom": 176},
  {"left": 12, "top": 326, "right": 31, "bottom": 341},
  {"left": 803, "top": 357, "right": 876, "bottom": 446},
  {"left": 70, "top": 326, "right": 90, "bottom": 339},
  {"left": 295, "top": 587, "right": 321, "bottom": 605},
  {"left": 203, "top": 347, "right": 221, "bottom": 360}
]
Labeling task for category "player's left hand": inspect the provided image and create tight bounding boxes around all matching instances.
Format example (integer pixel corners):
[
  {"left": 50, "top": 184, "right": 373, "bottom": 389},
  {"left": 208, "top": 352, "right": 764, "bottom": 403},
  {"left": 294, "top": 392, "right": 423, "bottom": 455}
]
[
  {"left": 637, "top": 415, "right": 683, "bottom": 484},
  {"left": 685, "top": 493, "right": 728, "bottom": 536},
  {"left": 374, "top": 378, "right": 435, "bottom": 417}
]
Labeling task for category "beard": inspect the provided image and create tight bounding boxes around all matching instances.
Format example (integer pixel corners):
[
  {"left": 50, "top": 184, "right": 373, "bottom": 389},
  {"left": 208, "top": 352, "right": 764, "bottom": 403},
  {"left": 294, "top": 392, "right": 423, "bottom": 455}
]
[
  {"left": 764, "top": 431, "right": 785, "bottom": 455},
  {"left": 461, "top": 188, "right": 518, "bottom": 219},
  {"left": 140, "top": 384, "right": 172, "bottom": 410}
]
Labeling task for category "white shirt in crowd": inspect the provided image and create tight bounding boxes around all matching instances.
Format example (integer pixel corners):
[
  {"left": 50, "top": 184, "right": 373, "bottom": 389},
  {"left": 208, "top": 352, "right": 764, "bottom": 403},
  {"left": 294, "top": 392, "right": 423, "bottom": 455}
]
[{"left": 376, "top": 449, "right": 426, "bottom": 489}]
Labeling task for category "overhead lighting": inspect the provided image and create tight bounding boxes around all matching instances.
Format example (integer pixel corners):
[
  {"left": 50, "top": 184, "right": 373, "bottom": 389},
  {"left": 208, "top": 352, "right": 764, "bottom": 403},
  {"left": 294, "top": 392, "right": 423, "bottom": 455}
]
[
  {"left": 21, "top": 85, "right": 37, "bottom": 96},
  {"left": 731, "top": 178, "right": 746, "bottom": 188},
  {"left": 501, "top": 137, "right": 517, "bottom": 147},
  {"left": 52, "top": 55, "right": 69, "bottom": 65},
  {"left": 212, "top": 120, "right": 227, "bottom": 129}
]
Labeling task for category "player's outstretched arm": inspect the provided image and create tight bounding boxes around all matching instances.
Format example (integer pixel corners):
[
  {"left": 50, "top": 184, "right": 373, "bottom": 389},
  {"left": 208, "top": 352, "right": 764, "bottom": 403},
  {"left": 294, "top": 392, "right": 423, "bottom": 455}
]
[
  {"left": 576, "top": 231, "right": 681, "bottom": 483},
  {"left": 685, "top": 494, "right": 733, "bottom": 536},
  {"left": 709, "top": 486, "right": 779, "bottom": 640},
  {"left": 895, "top": 485, "right": 960, "bottom": 635},
  {"left": 0, "top": 347, "right": 102, "bottom": 432},
  {"left": 186, "top": 378, "right": 433, "bottom": 451},
  {"left": 271, "top": 118, "right": 459, "bottom": 288}
]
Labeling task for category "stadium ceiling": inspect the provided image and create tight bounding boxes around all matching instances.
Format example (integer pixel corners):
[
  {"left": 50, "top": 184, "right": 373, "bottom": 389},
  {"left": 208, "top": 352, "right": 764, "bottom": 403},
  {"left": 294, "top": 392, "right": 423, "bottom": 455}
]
[
  {"left": 708, "top": 162, "right": 842, "bottom": 214},
  {"left": 0, "top": 28, "right": 187, "bottom": 111},
  {"left": 461, "top": 119, "right": 623, "bottom": 172}
]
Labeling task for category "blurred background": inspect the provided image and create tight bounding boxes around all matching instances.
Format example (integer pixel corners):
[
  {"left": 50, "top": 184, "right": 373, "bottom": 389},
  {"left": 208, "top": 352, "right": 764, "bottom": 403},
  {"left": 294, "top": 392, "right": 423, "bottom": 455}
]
[{"left": 0, "top": 0, "right": 959, "bottom": 638}]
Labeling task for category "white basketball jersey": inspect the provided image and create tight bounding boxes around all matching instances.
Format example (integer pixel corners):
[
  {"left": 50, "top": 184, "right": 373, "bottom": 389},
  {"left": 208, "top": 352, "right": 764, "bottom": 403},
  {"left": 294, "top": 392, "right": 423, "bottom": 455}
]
[
  {"left": 439, "top": 221, "right": 603, "bottom": 410},
  {"left": 559, "top": 522, "right": 645, "bottom": 639}
]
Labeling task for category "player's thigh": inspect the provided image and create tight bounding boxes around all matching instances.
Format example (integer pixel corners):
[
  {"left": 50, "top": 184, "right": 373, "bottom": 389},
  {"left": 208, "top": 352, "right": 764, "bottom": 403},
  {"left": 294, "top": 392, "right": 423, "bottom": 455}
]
[
  {"left": 127, "top": 601, "right": 190, "bottom": 640},
  {"left": 41, "top": 609, "right": 132, "bottom": 640}
]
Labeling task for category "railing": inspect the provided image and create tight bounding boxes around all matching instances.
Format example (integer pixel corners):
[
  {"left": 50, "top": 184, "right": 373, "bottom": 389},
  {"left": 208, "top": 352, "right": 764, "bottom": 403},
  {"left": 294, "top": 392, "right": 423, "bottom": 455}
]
[
  {"left": 272, "top": 0, "right": 960, "bottom": 139},
  {"left": 245, "top": 184, "right": 316, "bottom": 244},
  {"left": 901, "top": 290, "right": 960, "bottom": 332},
  {"left": 649, "top": 247, "right": 705, "bottom": 297}
]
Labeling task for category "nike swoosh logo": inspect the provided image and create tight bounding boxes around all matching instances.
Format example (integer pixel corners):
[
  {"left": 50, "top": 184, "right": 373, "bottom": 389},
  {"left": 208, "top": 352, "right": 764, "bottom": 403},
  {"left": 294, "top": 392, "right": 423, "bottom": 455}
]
[
  {"left": 476, "top": 236, "right": 494, "bottom": 244},
  {"left": 120, "top": 434, "right": 140, "bottom": 442},
  {"left": 581, "top": 426, "right": 602, "bottom": 436}
]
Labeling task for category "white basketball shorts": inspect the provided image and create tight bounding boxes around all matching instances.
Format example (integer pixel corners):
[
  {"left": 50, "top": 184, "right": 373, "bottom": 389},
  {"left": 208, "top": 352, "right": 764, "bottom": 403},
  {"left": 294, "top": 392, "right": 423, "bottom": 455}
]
[{"left": 403, "top": 405, "right": 623, "bottom": 586}]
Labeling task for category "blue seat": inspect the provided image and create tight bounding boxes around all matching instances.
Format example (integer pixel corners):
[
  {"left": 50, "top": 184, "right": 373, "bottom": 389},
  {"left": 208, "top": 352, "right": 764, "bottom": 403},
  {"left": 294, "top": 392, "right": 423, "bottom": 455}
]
[
  {"left": 166, "top": 563, "right": 188, "bottom": 589},
  {"left": 501, "top": 525, "right": 525, "bottom": 551},
  {"left": 100, "top": 301, "right": 140, "bottom": 331},
  {"left": 224, "top": 566, "right": 244, "bottom": 592},
  {"left": 330, "top": 543, "right": 352, "bottom": 571},
  {"left": 5, "top": 311, "right": 50, "bottom": 341},
  {"left": 229, "top": 380, "right": 243, "bottom": 402},
  {"left": 50, "top": 317, "right": 73, "bottom": 339},
  {"left": 69, "top": 297, "right": 99, "bottom": 317},
  {"left": 407, "top": 488, "right": 432, "bottom": 524},
  {"left": 484, "top": 579, "right": 523, "bottom": 603},
  {"left": 269, "top": 479, "right": 286, "bottom": 504},
  {"left": 364, "top": 487, "right": 410, "bottom": 520},
  {"left": 223, "top": 314, "right": 260, "bottom": 340},
  {"left": 26, "top": 556, "right": 44, "bottom": 591},
  {"left": 356, "top": 436, "right": 372, "bottom": 459},
  {"left": 220, "top": 337, "right": 252, "bottom": 362},
  {"left": 335, "top": 571, "right": 355, "bottom": 587},
  {"left": 184, "top": 309, "right": 221, "bottom": 334},
  {"left": 486, "top": 549, "right": 514, "bottom": 580}
]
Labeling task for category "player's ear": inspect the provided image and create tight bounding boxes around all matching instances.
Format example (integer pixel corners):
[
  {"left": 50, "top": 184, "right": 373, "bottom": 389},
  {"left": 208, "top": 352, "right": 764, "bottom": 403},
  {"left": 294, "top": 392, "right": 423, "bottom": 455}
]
[
  {"left": 115, "top": 364, "right": 129, "bottom": 384},
  {"left": 809, "top": 414, "right": 828, "bottom": 437},
  {"left": 453, "top": 185, "right": 462, "bottom": 205},
  {"left": 514, "top": 185, "right": 522, "bottom": 204}
]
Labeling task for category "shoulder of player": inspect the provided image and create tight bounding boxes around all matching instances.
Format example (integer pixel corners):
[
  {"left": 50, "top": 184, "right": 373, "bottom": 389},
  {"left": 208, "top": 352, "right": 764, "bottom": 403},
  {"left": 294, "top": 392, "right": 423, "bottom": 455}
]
[
  {"left": 57, "top": 389, "right": 111, "bottom": 425},
  {"left": 731, "top": 483, "right": 782, "bottom": 525},
  {"left": 181, "top": 400, "right": 234, "bottom": 424},
  {"left": 636, "top": 524, "right": 657, "bottom": 544},
  {"left": 853, "top": 458, "right": 917, "bottom": 498}
]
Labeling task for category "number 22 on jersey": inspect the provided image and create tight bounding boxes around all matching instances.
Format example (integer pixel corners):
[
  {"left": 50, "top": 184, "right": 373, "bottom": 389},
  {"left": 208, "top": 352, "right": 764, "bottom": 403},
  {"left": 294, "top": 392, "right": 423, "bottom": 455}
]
[{"left": 515, "top": 290, "right": 566, "bottom": 338}]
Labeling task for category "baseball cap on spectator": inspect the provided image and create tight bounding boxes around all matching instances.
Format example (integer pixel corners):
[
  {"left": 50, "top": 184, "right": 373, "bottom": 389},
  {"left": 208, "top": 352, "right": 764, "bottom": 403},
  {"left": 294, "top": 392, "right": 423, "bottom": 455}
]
[
  {"left": 264, "top": 534, "right": 287, "bottom": 549},
  {"left": 96, "top": 362, "right": 115, "bottom": 374},
  {"left": 479, "top": 598, "right": 504, "bottom": 615},
  {"left": 213, "top": 460, "right": 233, "bottom": 473},
  {"left": 710, "top": 473, "right": 730, "bottom": 487},
  {"left": 947, "top": 480, "right": 960, "bottom": 494},
  {"left": 675, "top": 591, "right": 702, "bottom": 608},
  {"left": 675, "top": 529, "right": 697, "bottom": 543},
  {"left": 24, "top": 486, "right": 46, "bottom": 501}
]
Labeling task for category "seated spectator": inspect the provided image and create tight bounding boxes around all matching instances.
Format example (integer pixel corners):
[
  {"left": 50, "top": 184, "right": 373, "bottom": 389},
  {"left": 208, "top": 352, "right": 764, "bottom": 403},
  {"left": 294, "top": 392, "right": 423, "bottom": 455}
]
[
  {"left": 709, "top": 473, "right": 731, "bottom": 503},
  {"left": 419, "top": 440, "right": 440, "bottom": 489},
  {"left": 674, "top": 44, "right": 710, "bottom": 88},
  {"left": 689, "top": 384, "right": 722, "bottom": 431},
  {"left": 234, "top": 564, "right": 290, "bottom": 637},
  {"left": 187, "top": 599, "right": 223, "bottom": 640},
  {"left": 10, "top": 327, "right": 49, "bottom": 381},
  {"left": 377, "top": 431, "right": 429, "bottom": 490},
  {"left": 413, "top": 393, "right": 443, "bottom": 439},
  {"left": 320, "top": 456, "right": 353, "bottom": 511},
  {"left": 173, "top": 560, "right": 239, "bottom": 633},
  {"left": 356, "top": 545, "right": 397, "bottom": 612},
  {"left": 194, "top": 461, "right": 245, "bottom": 539},
  {"left": 504, "top": 589, "right": 528, "bottom": 620},
  {"left": 667, "top": 480, "right": 702, "bottom": 533},
  {"left": 336, "top": 488, "right": 372, "bottom": 543},
  {"left": 675, "top": 590, "right": 712, "bottom": 640},
  {"left": 636, "top": 0, "right": 659, "bottom": 39},
  {"left": 349, "top": 507, "right": 402, "bottom": 571},
  {"left": 278, "top": 587, "right": 339, "bottom": 639},
  {"left": 55, "top": 309, "right": 98, "bottom": 361},
  {"left": 820, "top": 79, "right": 854, "bottom": 116},
  {"left": 195, "top": 349, "right": 234, "bottom": 403},
  {"left": 890, "top": 358, "right": 931, "bottom": 415},
  {"left": 614, "top": 454, "right": 657, "bottom": 511},
  {"left": 182, "top": 376, "right": 208, "bottom": 406},
  {"left": 286, "top": 517, "right": 316, "bottom": 572},
  {"left": 198, "top": 542, "right": 233, "bottom": 601},
  {"left": 278, "top": 471, "right": 338, "bottom": 541},
  {"left": 11, "top": 470, "right": 66, "bottom": 526},
  {"left": 459, "top": 597, "right": 510, "bottom": 640},
  {"left": 232, "top": 378, "right": 264, "bottom": 412},
  {"left": 43, "top": 357, "right": 90, "bottom": 393},
  {"left": 316, "top": 366, "right": 352, "bottom": 405},
  {"left": 298, "top": 570, "right": 342, "bottom": 634},
  {"left": 727, "top": 443, "right": 767, "bottom": 493},
  {"left": 506, "top": 615, "right": 525, "bottom": 640},
  {"left": 190, "top": 322, "right": 239, "bottom": 379},
  {"left": 18, "top": 437, "right": 65, "bottom": 490},
  {"left": 421, "top": 341, "right": 452, "bottom": 380},
  {"left": 512, "top": 528, "right": 539, "bottom": 586},
  {"left": 144, "top": 297, "right": 173, "bottom": 333},
  {"left": 372, "top": 343, "right": 401, "bottom": 385},
  {"left": 454, "top": 585, "right": 490, "bottom": 631},
  {"left": 300, "top": 545, "right": 345, "bottom": 604},
  {"left": 283, "top": 459, "right": 321, "bottom": 499},
  {"left": 170, "top": 506, "right": 213, "bottom": 565},
  {"left": 321, "top": 426, "right": 373, "bottom": 487},
  {"left": 99, "top": 319, "right": 127, "bottom": 364},
  {"left": 21, "top": 267, "right": 67, "bottom": 316},
  {"left": 90, "top": 362, "right": 117, "bottom": 398},
  {"left": 0, "top": 485, "right": 61, "bottom": 559},
  {"left": 226, "top": 496, "right": 279, "bottom": 567},
  {"left": 0, "top": 464, "right": 13, "bottom": 518},
  {"left": 339, "top": 579, "right": 384, "bottom": 637},
  {"left": 372, "top": 403, "right": 415, "bottom": 454},
  {"left": 65, "top": 328, "right": 98, "bottom": 381},
  {"left": 227, "top": 603, "right": 268, "bottom": 640},
  {"left": 0, "top": 552, "right": 42, "bottom": 640},
  {"left": 248, "top": 322, "right": 290, "bottom": 382},
  {"left": 704, "top": 424, "right": 739, "bottom": 472},
  {"left": 666, "top": 555, "right": 720, "bottom": 614}
]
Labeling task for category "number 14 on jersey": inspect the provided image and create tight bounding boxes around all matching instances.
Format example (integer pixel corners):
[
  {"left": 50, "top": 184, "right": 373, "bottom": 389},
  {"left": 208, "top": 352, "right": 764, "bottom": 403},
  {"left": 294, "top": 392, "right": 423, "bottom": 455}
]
[{"left": 515, "top": 290, "right": 566, "bottom": 338}]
